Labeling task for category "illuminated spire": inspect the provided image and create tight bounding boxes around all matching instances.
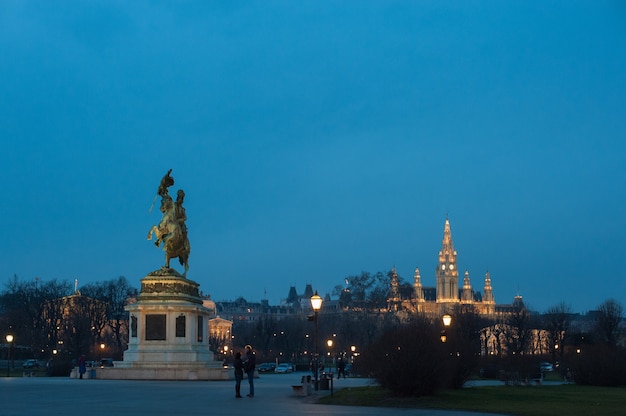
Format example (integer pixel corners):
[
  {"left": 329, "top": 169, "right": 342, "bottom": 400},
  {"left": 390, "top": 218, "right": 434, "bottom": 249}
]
[
  {"left": 388, "top": 266, "right": 401, "bottom": 311},
  {"left": 436, "top": 217, "right": 459, "bottom": 302},
  {"left": 413, "top": 267, "right": 424, "bottom": 302},
  {"left": 461, "top": 270, "right": 473, "bottom": 303},
  {"left": 483, "top": 271, "right": 495, "bottom": 304}
]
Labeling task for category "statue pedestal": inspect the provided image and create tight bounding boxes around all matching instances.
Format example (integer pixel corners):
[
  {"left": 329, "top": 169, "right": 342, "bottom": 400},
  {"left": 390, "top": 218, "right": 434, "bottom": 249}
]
[{"left": 97, "top": 268, "right": 228, "bottom": 380}]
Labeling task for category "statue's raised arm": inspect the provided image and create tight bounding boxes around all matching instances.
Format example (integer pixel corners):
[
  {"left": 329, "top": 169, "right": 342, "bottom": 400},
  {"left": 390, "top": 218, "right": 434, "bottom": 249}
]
[{"left": 158, "top": 169, "right": 174, "bottom": 198}]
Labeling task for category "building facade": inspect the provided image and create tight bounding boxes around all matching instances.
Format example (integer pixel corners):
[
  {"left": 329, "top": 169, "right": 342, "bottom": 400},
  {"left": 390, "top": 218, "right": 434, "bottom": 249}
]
[{"left": 391, "top": 217, "right": 518, "bottom": 319}]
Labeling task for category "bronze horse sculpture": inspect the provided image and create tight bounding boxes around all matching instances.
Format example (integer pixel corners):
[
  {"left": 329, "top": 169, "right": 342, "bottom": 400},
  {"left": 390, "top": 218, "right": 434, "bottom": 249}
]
[{"left": 148, "top": 170, "right": 190, "bottom": 276}]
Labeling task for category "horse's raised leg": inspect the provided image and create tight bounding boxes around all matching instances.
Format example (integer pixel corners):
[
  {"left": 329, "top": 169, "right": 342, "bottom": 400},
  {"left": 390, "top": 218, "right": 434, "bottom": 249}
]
[{"left": 148, "top": 226, "right": 162, "bottom": 247}]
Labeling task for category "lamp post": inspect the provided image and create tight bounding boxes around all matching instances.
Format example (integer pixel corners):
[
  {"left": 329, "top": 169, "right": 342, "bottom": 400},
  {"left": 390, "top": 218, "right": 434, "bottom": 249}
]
[
  {"left": 441, "top": 314, "right": 452, "bottom": 343},
  {"left": 310, "top": 291, "right": 323, "bottom": 391},
  {"left": 6, "top": 334, "right": 14, "bottom": 377},
  {"left": 326, "top": 339, "right": 334, "bottom": 371}
]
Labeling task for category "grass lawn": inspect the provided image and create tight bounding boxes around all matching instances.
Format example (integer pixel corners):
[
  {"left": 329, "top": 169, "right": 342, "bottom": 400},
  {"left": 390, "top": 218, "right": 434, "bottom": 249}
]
[{"left": 318, "top": 384, "right": 626, "bottom": 416}]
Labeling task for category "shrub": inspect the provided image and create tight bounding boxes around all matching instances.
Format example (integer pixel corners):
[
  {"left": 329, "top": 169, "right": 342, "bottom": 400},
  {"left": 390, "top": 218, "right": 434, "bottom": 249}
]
[
  {"left": 569, "top": 344, "right": 626, "bottom": 386},
  {"left": 359, "top": 318, "right": 448, "bottom": 397}
]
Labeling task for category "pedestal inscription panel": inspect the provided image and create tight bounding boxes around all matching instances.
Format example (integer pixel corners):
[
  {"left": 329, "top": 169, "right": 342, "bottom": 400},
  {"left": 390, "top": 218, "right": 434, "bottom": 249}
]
[{"left": 145, "top": 314, "right": 167, "bottom": 340}]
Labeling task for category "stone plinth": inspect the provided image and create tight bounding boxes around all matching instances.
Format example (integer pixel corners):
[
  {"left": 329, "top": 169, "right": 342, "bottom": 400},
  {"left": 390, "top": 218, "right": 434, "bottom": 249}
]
[{"left": 102, "top": 268, "right": 226, "bottom": 380}]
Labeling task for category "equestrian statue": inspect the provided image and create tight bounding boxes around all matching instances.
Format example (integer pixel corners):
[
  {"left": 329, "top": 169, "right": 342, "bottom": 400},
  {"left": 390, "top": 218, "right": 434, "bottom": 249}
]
[{"left": 147, "top": 169, "right": 191, "bottom": 276}]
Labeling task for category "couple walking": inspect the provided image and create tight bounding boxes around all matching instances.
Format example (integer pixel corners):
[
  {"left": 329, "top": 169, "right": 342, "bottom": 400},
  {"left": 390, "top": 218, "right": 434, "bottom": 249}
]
[{"left": 234, "top": 345, "right": 256, "bottom": 398}]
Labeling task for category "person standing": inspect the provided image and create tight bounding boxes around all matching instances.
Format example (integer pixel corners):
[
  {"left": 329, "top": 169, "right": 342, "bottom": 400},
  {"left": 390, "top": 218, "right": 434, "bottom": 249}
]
[
  {"left": 233, "top": 352, "right": 243, "bottom": 398},
  {"left": 336, "top": 357, "right": 345, "bottom": 379},
  {"left": 243, "top": 345, "right": 256, "bottom": 397},
  {"left": 78, "top": 355, "right": 86, "bottom": 379}
]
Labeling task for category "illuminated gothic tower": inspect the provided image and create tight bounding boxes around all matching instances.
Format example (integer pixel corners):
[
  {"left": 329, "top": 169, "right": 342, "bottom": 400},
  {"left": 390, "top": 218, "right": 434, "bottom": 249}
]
[
  {"left": 480, "top": 271, "right": 495, "bottom": 314},
  {"left": 483, "top": 271, "right": 495, "bottom": 304},
  {"left": 388, "top": 266, "right": 401, "bottom": 311},
  {"left": 413, "top": 267, "right": 425, "bottom": 302},
  {"left": 461, "top": 270, "right": 474, "bottom": 303},
  {"left": 436, "top": 218, "right": 460, "bottom": 303}
]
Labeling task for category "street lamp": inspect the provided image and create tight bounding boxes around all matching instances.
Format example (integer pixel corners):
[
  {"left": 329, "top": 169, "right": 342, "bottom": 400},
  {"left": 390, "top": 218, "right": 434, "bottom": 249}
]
[
  {"left": 310, "top": 291, "right": 323, "bottom": 391},
  {"left": 326, "top": 339, "right": 334, "bottom": 371},
  {"left": 441, "top": 314, "right": 452, "bottom": 343},
  {"left": 6, "top": 334, "right": 14, "bottom": 377}
]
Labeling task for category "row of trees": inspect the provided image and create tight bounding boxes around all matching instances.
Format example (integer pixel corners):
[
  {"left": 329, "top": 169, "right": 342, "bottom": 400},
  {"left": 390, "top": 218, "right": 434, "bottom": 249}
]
[
  {"left": 2, "top": 271, "right": 623, "bottom": 391},
  {"left": 332, "top": 271, "right": 623, "bottom": 354},
  {"left": 356, "top": 299, "right": 625, "bottom": 396},
  {"left": 0, "top": 275, "right": 136, "bottom": 362},
  {"left": 228, "top": 292, "right": 624, "bottom": 394},
  {"left": 333, "top": 270, "right": 410, "bottom": 310},
  {"left": 224, "top": 295, "right": 624, "bottom": 392},
  {"left": 229, "top": 307, "right": 403, "bottom": 366}
]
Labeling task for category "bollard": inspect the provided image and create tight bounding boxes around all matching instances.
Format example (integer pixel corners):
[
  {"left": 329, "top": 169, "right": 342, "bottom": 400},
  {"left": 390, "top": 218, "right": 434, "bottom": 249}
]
[{"left": 329, "top": 372, "right": 334, "bottom": 396}]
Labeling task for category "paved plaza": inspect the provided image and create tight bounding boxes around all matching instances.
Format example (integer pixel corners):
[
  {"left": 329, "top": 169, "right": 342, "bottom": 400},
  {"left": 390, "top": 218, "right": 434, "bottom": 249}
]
[{"left": 1, "top": 372, "right": 509, "bottom": 416}]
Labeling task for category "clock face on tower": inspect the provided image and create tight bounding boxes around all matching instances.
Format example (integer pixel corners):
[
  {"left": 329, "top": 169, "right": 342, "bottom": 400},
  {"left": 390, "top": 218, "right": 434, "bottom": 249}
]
[
  {"left": 450, "top": 264, "right": 454, "bottom": 270},
  {"left": 441, "top": 265, "right": 446, "bottom": 270}
]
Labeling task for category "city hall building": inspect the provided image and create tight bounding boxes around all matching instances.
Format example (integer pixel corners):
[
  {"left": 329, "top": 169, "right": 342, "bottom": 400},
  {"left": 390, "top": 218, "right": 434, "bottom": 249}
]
[{"left": 388, "top": 217, "right": 522, "bottom": 318}]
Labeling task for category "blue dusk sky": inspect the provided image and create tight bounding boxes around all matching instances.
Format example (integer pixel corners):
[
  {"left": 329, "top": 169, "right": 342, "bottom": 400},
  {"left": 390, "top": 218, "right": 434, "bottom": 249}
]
[{"left": 1, "top": 1, "right": 625, "bottom": 313}]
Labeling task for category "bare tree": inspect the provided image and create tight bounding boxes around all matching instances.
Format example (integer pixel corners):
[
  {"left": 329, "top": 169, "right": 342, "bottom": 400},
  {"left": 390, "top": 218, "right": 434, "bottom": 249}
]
[
  {"left": 81, "top": 276, "right": 136, "bottom": 355},
  {"left": 595, "top": 299, "right": 623, "bottom": 347},
  {"left": 255, "top": 315, "right": 277, "bottom": 356},
  {"left": 1, "top": 275, "right": 72, "bottom": 357},
  {"left": 42, "top": 293, "right": 107, "bottom": 359},
  {"left": 448, "top": 305, "right": 485, "bottom": 388},
  {"left": 339, "top": 270, "right": 392, "bottom": 311},
  {"left": 503, "top": 305, "right": 534, "bottom": 355},
  {"left": 543, "top": 302, "right": 572, "bottom": 362}
]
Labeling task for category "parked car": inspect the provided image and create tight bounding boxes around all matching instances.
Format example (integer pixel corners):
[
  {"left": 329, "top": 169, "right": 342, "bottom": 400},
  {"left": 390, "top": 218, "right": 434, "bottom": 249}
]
[
  {"left": 540, "top": 362, "right": 554, "bottom": 372},
  {"left": 22, "top": 359, "right": 40, "bottom": 369},
  {"left": 275, "top": 363, "right": 293, "bottom": 373},
  {"left": 257, "top": 362, "right": 276, "bottom": 373},
  {"left": 100, "top": 358, "right": 114, "bottom": 368}
]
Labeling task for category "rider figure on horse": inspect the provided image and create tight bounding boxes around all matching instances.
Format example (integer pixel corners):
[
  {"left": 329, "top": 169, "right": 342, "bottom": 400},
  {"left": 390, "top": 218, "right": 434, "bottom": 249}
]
[{"left": 148, "top": 169, "right": 191, "bottom": 276}]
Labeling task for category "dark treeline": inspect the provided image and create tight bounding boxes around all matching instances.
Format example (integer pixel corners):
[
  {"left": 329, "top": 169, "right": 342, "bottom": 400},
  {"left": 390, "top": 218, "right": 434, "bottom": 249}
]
[
  {"left": 230, "top": 306, "right": 402, "bottom": 367},
  {"left": 2, "top": 271, "right": 623, "bottom": 391},
  {"left": 355, "top": 299, "right": 625, "bottom": 396},
  {"left": 0, "top": 275, "right": 136, "bottom": 365}
]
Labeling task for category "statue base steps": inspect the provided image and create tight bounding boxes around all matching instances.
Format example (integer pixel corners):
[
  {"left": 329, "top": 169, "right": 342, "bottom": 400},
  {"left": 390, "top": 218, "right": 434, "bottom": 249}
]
[{"left": 94, "top": 364, "right": 230, "bottom": 380}]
